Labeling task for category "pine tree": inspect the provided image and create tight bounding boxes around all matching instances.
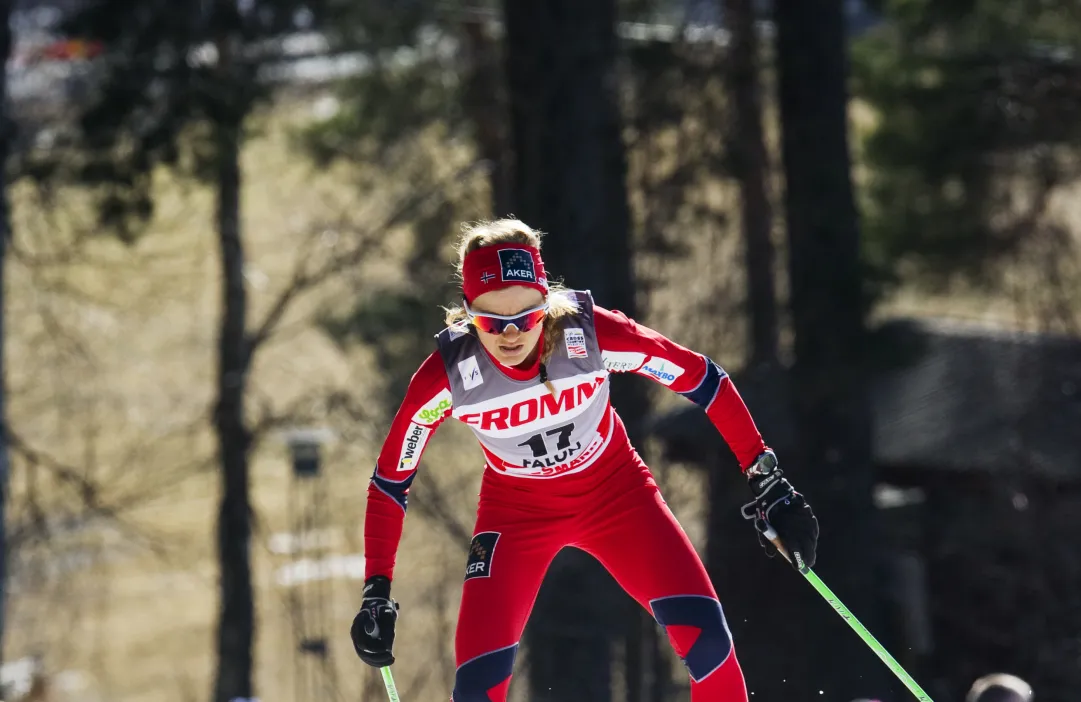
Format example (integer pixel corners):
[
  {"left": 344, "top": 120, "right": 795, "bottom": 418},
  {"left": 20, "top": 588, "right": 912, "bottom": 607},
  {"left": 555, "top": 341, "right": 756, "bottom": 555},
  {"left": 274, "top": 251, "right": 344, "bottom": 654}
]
[
  {"left": 39, "top": 3, "right": 326, "bottom": 698},
  {"left": 502, "top": 0, "right": 641, "bottom": 698}
]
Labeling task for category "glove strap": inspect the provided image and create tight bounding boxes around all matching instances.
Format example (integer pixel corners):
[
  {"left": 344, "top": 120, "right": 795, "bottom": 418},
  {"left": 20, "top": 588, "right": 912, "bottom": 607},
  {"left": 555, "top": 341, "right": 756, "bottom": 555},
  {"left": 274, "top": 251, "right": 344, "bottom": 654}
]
[{"left": 363, "top": 575, "right": 391, "bottom": 600}]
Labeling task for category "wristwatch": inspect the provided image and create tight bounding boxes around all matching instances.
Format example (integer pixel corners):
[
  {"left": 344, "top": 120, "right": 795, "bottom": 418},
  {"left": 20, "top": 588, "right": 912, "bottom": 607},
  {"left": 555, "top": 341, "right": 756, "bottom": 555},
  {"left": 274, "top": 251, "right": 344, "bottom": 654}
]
[{"left": 746, "top": 450, "right": 779, "bottom": 478}]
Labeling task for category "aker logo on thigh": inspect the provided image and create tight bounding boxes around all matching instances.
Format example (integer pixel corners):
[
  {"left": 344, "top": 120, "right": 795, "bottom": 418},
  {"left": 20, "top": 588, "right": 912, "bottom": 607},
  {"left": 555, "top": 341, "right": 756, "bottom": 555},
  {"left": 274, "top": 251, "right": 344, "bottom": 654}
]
[{"left": 465, "top": 531, "right": 500, "bottom": 581}]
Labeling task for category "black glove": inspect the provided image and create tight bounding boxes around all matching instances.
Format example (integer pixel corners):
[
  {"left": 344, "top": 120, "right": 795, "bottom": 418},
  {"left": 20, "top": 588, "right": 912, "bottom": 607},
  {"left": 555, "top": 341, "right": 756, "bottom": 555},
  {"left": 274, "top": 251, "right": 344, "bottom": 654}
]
[
  {"left": 741, "top": 450, "right": 819, "bottom": 571},
  {"left": 350, "top": 575, "right": 399, "bottom": 667}
]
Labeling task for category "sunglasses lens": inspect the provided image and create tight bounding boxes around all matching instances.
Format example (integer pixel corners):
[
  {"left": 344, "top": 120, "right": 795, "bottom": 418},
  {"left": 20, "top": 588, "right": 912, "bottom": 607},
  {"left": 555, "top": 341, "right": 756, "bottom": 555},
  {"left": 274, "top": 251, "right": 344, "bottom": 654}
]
[
  {"left": 471, "top": 316, "right": 505, "bottom": 334},
  {"left": 515, "top": 309, "right": 546, "bottom": 332},
  {"left": 471, "top": 307, "right": 547, "bottom": 335}
]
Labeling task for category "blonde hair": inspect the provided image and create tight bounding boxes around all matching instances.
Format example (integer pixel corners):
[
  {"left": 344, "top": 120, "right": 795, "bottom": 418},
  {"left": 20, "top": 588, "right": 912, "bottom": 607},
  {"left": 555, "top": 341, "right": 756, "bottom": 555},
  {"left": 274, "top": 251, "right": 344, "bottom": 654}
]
[{"left": 444, "top": 219, "right": 579, "bottom": 388}]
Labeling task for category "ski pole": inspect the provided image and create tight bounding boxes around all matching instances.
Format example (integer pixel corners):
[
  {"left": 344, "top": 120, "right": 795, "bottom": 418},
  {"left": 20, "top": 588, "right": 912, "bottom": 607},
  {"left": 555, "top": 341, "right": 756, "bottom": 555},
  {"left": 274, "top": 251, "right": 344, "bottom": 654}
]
[
  {"left": 760, "top": 526, "right": 935, "bottom": 702},
  {"left": 380, "top": 665, "right": 401, "bottom": 702}
]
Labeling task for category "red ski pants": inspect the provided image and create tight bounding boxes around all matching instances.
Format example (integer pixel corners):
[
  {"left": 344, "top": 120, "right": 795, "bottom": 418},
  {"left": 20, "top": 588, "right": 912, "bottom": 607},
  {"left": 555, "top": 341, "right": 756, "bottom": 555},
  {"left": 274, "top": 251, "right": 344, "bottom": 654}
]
[{"left": 451, "top": 454, "right": 748, "bottom": 701}]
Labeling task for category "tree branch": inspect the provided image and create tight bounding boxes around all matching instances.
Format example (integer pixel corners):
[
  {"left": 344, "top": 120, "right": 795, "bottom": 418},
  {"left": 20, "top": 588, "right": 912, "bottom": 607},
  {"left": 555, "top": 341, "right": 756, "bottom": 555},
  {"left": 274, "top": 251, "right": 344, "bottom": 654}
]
[
  {"left": 7, "top": 429, "right": 114, "bottom": 519},
  {"left": 244, "top": 159, "right": 489, "bottom": 362}
]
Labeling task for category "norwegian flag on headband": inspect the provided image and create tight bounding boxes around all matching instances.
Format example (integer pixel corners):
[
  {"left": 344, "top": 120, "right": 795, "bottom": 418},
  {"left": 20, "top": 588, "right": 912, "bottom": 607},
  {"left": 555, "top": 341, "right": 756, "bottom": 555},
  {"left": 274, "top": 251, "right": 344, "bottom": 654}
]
[{"left": 462, "top": 244, "right": 549, "bottom": 303}]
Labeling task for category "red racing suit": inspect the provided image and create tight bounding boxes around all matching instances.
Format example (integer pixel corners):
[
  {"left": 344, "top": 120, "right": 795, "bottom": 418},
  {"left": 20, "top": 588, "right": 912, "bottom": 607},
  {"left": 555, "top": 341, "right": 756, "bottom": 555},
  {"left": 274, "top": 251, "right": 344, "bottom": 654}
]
[{"left": 364, "top": 291, "right": 766, "bottom": 701}]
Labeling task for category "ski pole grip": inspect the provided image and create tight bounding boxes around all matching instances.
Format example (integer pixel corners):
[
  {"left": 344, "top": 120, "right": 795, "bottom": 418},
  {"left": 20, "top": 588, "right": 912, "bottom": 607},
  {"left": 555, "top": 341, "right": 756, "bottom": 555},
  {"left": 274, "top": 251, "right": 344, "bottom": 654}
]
[{"left": 760, "top": 525, "right": 793, "bottom": 564}]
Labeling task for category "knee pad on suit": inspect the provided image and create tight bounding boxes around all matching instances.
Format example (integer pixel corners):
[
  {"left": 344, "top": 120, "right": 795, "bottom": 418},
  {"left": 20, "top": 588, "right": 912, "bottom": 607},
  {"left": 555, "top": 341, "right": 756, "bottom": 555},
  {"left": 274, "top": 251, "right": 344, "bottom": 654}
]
[
  {"left": 650, "top": 595, "right": 734, "bottom": 683},
  {"left": 452, "top": 643, "right": 517, "bottom": 702}
]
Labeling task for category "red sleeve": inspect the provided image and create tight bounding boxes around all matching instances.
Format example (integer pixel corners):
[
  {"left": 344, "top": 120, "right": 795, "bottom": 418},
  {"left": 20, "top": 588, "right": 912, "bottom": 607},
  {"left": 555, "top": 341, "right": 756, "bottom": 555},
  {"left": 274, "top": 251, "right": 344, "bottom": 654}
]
[
  {"left": 364, "top": 350, "right": 452, "bottom": 581},
  {"left": 594, "top": 305, "right": 768, "bottom": 470}
]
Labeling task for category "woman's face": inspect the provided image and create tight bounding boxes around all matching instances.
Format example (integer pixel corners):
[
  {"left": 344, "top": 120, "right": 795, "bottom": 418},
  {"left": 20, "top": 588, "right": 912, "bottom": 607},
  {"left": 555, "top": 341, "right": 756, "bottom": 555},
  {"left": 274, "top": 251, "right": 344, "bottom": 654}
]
[{"left": 468, "top": 285, "right": 546, "bottom": 367}]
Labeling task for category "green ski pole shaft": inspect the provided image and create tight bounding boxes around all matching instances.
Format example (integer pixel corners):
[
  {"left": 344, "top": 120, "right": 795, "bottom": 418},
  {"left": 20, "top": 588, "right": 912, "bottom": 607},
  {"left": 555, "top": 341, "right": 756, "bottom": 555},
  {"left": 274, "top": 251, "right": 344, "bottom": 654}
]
[
  {"left": 801, "top": 568, "right": 934, "bottom": 701},
  {"left": 380, "top": 666, "right": 401, "bottom": 702},
  {"left": 761, "top": 527, "right": 935, "bottom": 701}
]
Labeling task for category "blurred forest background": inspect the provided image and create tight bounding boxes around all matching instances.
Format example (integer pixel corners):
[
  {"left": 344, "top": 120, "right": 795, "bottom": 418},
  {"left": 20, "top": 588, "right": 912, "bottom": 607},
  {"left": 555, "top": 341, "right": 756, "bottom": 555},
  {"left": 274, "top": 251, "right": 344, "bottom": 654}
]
[{"left": 0, "top": 0, "right": 1078, "bottom": 701}]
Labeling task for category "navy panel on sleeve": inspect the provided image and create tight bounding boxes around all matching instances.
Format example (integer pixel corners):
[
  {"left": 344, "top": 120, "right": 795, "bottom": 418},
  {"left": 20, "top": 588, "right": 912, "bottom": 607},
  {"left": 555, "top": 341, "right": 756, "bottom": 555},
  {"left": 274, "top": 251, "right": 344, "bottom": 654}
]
[
  {"left": 370, "top": 466, "right": 416, "bottom": 512},
  {"left": 678, "top": 357, "right": 728, "bottom": 409}
]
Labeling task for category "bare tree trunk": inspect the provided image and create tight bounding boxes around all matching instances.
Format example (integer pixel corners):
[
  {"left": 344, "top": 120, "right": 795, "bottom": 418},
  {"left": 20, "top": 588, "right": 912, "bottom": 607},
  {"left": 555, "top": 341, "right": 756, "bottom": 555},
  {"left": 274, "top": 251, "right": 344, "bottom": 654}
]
[
  {"left": 773, "top": 0, "right": 889, "bottom": 698},
  {"left": 504, "top": 0, "right": 636, "bottom": 316},
  {"left": 503, "top": 0, "right": 640, "bottom": 699},
  {"left": 724, "top": 0, "right": 778, "bottom": 366},
  {"left": 703, "top": 3, "right": 790, "bottom": 696},
  {"left": 461, "top": 14, "right": 513, "bottom": 217},
  {"left": 211, "top": 31, "right": 255, "bottom": 702},
  {"left": 0, "top": 0, "right": 12, "bottom": 670}
]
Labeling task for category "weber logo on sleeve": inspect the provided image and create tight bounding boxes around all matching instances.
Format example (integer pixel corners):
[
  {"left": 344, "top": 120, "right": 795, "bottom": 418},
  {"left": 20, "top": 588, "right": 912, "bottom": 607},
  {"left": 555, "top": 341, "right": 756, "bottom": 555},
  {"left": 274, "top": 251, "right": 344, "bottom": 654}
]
[
  {"left": 397, "top": 422, "right": 431, "bottom": 471},
  {"left": 498, "top": 249, "right": 537, "bottom": 283}
]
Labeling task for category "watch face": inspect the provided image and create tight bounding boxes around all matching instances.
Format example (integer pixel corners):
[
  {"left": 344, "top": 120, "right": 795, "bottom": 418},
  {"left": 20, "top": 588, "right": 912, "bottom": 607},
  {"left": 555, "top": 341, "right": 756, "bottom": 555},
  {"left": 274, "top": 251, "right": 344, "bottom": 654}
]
[{"left": 755, "top": 452, "right": 777, "bottom": 474}]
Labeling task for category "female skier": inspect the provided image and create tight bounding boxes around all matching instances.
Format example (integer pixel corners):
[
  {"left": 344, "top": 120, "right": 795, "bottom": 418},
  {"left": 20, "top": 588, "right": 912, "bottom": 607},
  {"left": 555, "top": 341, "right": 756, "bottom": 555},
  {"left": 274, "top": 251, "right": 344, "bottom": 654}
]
[{"left": 350, "top": 219, "right": 819, "bottom": 701}]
